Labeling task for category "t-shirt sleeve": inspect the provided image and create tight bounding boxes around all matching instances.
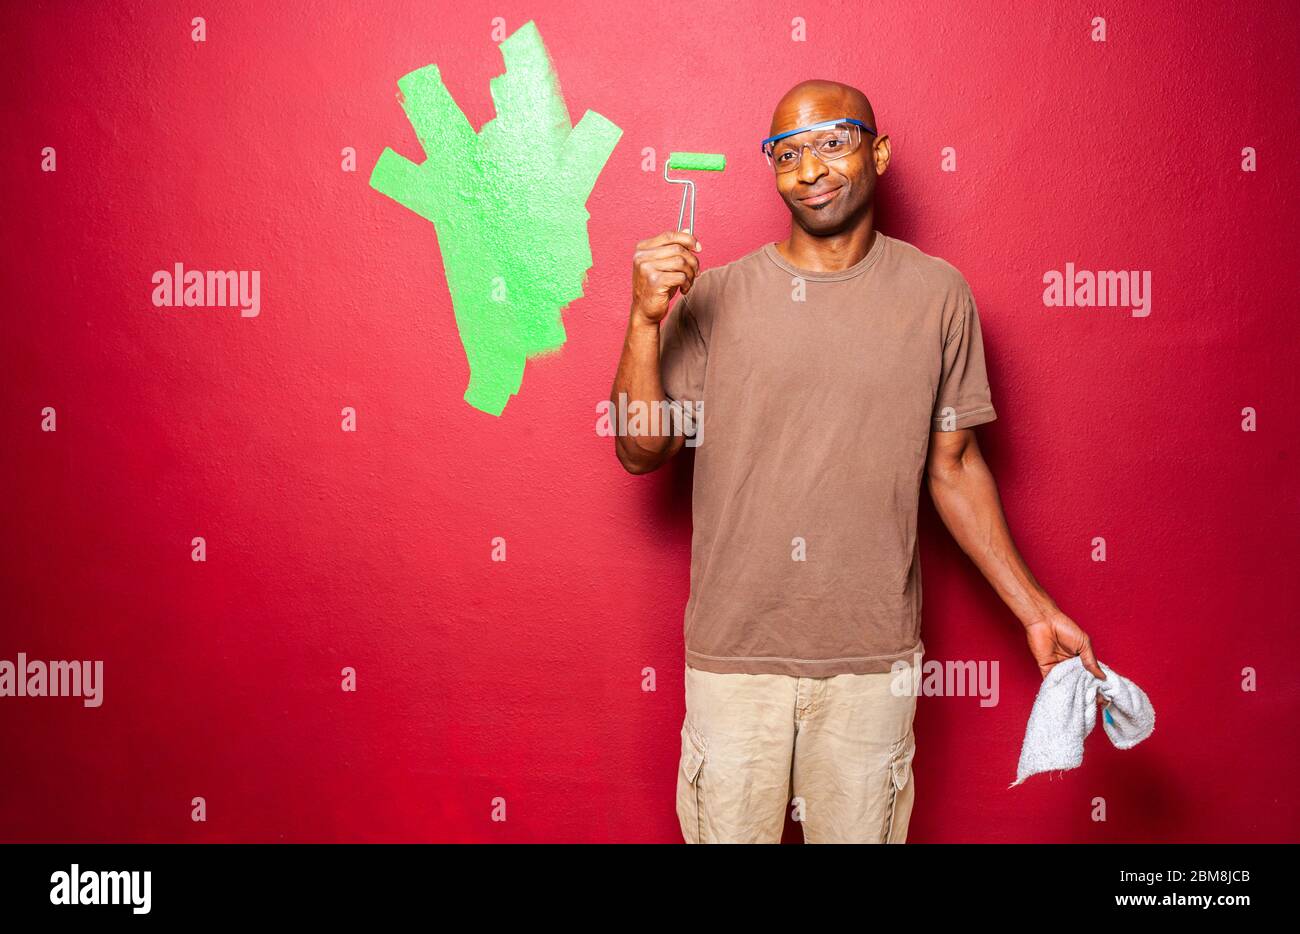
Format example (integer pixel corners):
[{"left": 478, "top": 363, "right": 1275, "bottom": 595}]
[
  {"left": 931, "top": 287, "right": 997, "bottom": 431},
  {"left": 658, "top": 289, "right": 708, "bottom": 404}
]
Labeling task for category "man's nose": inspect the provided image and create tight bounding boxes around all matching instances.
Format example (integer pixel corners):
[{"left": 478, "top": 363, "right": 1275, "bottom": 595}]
[{"left": 796, "top": 145, "right": 827, "bottom": 184}]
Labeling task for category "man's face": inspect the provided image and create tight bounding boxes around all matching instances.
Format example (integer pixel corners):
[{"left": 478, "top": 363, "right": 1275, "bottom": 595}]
[{"left": 768, "top": 93, "right": 885, "bottom": 235}]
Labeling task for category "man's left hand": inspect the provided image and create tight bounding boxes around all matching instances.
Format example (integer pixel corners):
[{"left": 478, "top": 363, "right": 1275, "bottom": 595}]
[{"left": 1024, "top": 612, "right": 1105, "bottom": 681}]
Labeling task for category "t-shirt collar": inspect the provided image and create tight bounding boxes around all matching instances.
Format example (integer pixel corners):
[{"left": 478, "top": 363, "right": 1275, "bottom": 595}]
[{"left": 762, "top": 230, "right": 887, "bottom": 281}]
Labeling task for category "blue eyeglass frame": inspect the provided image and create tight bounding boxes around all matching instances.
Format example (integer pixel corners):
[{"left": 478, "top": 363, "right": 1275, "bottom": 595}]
[{"left": 759, "top": 117, "right": 876, "bottom": 155}]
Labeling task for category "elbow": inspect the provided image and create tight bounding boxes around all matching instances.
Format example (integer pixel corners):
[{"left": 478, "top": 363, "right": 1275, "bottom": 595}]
[
  {"left": 926, "top": 459, "right": 962, "bottom": 494},
  {"left": 615, "top": 438, "right": 663, "bottom": 475},
  {"left": 619, "top": 453, "right": 657, "bottom": 475}
]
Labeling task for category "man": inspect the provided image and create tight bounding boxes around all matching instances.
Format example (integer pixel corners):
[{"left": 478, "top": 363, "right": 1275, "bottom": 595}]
[{"left": 610, "top": 79, "right": 1105, "bottom": 844}]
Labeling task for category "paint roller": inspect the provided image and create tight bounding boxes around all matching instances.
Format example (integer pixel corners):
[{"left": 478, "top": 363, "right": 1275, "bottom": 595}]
[{"left": 663, "top": 152, "right": 726, "bottom": 234}]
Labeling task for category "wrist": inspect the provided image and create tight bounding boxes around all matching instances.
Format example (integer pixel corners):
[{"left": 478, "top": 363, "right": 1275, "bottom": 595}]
[
  {"left": 1020, "top": 597, "right": 1062, "bottom": 629},
  {"left": 628, "top": 306, "right": 661, "bottom": 336}
]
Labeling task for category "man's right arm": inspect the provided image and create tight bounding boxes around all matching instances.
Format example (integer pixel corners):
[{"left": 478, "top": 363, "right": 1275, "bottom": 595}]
[{"left": 611, "top": 231, "right": 702, "bottom": 474}]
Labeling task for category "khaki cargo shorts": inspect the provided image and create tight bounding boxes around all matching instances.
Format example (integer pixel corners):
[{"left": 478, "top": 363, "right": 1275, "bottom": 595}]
[{"left": 676, "top": 661, "right": 919, "bottom": 843}]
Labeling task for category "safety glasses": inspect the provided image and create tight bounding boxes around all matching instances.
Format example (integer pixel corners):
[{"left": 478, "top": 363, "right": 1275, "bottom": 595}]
[{"left": 760, "top": 118, "right": 875, "bottom": 173}]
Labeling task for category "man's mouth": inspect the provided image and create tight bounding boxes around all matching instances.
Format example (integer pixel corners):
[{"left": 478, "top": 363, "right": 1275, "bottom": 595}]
[{"left": 797, "top": 186, "right": 841, "bottom": 207}]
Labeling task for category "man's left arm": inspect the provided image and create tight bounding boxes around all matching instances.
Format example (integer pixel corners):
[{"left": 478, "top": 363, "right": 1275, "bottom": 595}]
[{"left": 925, "top": 427, "right": 1106, "bottom": 681}]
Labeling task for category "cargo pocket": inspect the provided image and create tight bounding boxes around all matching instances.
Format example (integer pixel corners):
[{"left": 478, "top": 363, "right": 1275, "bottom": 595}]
[
  {"left": 883, "top": 730, "right": 916, "bottom": 843},
  {"left": 677, "top": 720, "right": 708, "bottom": 843}
]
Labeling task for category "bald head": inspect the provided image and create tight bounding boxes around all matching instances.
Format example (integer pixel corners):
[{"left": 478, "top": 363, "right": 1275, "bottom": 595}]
[{"left": 769, "top": 80, "right": 876, "bottom": 136}]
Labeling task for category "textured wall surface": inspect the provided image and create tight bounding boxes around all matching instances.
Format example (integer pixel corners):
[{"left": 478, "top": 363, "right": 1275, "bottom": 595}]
[{"left": 2, "top": 0, "right": 1297, "bottom": 842}]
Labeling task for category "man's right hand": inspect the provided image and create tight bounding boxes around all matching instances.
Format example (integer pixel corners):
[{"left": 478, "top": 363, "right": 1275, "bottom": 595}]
[{"left": 630, "top": 231, "right": 702, "bottom": 325}]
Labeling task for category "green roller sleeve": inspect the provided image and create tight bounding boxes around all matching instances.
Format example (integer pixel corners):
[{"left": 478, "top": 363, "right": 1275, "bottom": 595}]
[{"left": 667, "top": 152, "right": 727, "bottom": 172}]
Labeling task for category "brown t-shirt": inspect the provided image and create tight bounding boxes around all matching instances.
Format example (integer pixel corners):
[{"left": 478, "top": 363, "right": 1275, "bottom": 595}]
[{"left": 658, "top": 231, "right": 997, "bottom": 677}]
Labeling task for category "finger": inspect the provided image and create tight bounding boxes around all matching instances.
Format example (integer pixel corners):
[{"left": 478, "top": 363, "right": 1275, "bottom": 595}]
[
  {"left": 649, "top": 260, "right": 699, "bottom": 291},
  {"left": 653, "top": 270, "right": 688, "bottom": 293},
  {"left": 644, "top": 248, "right": 699, "bottom": 279},
  {"left": 1079, "top": 639, "right": 1105, "bottom": 680},
  {"left": 637, "top": 253, "right": 699, "bottom": 293},
  {"left": 640, "top": 241, "right": 701, "bottom": 264},
  {"left": 636, "top": 230, "right": 702, "bottom": 252}
]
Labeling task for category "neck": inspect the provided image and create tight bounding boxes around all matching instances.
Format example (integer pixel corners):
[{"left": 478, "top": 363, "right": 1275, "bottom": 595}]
[{"left": 777, "top": 212, "right": 876, "bottom": 273}]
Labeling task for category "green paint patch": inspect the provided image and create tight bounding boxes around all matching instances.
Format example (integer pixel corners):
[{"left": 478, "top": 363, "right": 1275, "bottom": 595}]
[{"left": 370, "top": 20, "right": 622, "bottom": 416}]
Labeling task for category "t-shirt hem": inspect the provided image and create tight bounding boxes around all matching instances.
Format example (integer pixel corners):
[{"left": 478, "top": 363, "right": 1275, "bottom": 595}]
[
  {"left": 932, "top": 405, "right": 997, "bottom": 430},
  {"left": 685, "top": 640, "right": 924, "bottom": 678}
]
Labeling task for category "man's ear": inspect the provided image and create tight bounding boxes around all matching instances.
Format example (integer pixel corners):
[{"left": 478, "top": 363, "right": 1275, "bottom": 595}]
[{"left": 873, "top": 135, "right": 892, "bottom": 175}]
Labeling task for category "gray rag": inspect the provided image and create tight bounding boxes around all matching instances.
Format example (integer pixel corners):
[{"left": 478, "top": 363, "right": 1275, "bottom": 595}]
[{"left": 1010, "top": 656, "right": 1155, "bottom": 788}]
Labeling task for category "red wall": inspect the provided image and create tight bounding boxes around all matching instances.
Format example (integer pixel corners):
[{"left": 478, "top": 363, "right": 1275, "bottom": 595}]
[{"left": 3, "top": 0, "right": 1297, "bottom": 842}]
